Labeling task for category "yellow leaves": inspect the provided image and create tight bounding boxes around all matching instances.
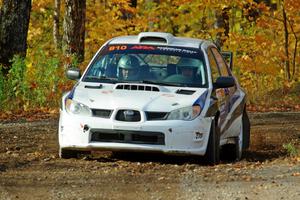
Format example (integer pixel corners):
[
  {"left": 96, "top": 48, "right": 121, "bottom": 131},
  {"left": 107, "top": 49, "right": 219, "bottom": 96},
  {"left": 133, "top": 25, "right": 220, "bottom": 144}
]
[
  {"left": 285, "top": 0, "right": 300, "bottom": 14},
  {"left": 292, "top": 22, "right": 300, "bottom": 34},
  {"left": 256, "top": 1, "right": 269, "bottom": 12},
  {"left": 284, "top": 82, "right": 294, "bottom": 93},
  {"left": 110, "top": 0, "right": 137, "bottom": 16},
  {"left": 26, "top": 61, "right": 33, "bottom": 72},
  {"left": 256, "top": 18, "right": 270, "bottom": 29},
  {"left": 176, "top": 0, "right": 193, "bottom": 4},
  {"left": 27, "top": 27, "right": 43, "bottom": 41},
  {"left": 31, "top": 0, "right": 53, "bottom": 13},
  {"left": 22, "top": 0, "right": 300, "bottom": 113},
  {"left": 241, "top": 55, "right": 252, "bottom": 63}
]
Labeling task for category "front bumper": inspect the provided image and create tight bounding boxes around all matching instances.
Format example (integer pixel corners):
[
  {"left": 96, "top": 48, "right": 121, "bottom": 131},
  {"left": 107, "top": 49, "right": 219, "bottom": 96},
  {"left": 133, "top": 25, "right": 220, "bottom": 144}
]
[{"left": 58, "top": 110, "right": 213, "bottom": 156}]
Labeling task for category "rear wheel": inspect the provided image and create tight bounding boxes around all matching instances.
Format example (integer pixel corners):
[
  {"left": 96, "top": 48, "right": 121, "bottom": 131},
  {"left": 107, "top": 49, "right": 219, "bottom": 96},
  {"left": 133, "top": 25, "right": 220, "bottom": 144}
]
[
  {"left": 221, "top": 109, "right": 250, "bottom": 161},
  {"left": 242, "top": 109, "right": 250, "bottom": 150},
  {"left": 237, "top": 109, "right": 251, "bottom": 159},
  {"left": 204, "top": 119, "right": 220, "bottom": 165},
  {"left": 236, "top": 123, "right": 243, "bottom": 160}
]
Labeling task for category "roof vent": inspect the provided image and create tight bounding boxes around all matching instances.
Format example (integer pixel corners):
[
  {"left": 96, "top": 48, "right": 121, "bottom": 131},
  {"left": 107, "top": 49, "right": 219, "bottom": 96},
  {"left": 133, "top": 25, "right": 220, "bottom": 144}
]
[
  {"left": 140, "top": 37, "right": 167, "bottom": 44},
  {"left": 138, "top": 32, "right": 174, "bottom": 44}
]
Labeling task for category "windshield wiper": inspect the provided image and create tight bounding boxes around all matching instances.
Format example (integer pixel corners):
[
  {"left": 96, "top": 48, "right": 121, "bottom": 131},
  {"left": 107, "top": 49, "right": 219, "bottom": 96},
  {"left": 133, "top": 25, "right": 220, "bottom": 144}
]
[
  {"left": 84, "top": 84, "right": 103, "bottom": 89},
  {"left": 140, "top": 80, "right": 182, "bottom": 87}
]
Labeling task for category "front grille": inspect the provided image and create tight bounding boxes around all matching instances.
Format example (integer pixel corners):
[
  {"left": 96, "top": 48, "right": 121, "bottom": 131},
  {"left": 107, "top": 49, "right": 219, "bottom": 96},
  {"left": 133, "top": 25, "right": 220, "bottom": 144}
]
[
  {"left": 92, "top": 109, "right": 112, "bottom": 118},
  {"left": 115, "top": 84, "right": 160, "bottom": 92},
  {"left": 90, "top": 129, "right": 165, "bottom": 145},
  {"left": 115, "top": 110, "right": 141, "bottom": 122},
  {"left": 146, "top": 112, "right": 168, "bottom": 120}
]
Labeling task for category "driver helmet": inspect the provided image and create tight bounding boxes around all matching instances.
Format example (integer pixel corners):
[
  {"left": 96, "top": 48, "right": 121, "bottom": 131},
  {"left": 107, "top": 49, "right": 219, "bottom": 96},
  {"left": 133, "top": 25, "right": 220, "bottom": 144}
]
[
  {"left": 118, "top": 55, "right": 140, "bottom": 80},
  {"left": 177, "top": 57, "right": 200, "bottom": 77}
]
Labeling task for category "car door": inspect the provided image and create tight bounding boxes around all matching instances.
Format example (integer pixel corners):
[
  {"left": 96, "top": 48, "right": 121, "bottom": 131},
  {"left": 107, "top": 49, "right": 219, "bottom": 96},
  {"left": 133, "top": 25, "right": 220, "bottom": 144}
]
[{"left": 207, "top": 47, "right": 238, "bottom": 136}]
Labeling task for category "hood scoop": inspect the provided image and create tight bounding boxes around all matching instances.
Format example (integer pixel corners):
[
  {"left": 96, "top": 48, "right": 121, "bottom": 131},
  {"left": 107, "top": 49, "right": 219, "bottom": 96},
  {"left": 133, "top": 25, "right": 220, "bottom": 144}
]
[
  {"left": 175, "top": 89, "right": 196, "bottom": 95},
  {"left": 114, "top": 83, "right": 160, "bottom": 92}
]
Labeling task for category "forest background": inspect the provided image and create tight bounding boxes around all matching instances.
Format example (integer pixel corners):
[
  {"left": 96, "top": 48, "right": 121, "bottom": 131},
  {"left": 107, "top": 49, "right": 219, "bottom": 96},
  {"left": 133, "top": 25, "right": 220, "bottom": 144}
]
[{"left": 0, "top": 0, "right": 299, "bottom": 116}]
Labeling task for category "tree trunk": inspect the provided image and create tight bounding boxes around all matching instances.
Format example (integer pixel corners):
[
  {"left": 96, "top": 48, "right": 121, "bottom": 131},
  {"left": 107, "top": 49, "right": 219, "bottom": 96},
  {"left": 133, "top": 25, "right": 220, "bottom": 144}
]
[
  {"left": 0, "top": 0, "right": 32, "bottom": 75},
  {"left": 292, "top": 39, "right": 298, "bottom": 78},
  {"left": 282, "top": 6, "right": 290, "bottom": 80},
  {"left": 214, "top": 7, "right": 230, "bottom": 49},
  {"left": 63, "top": 0, "right": 86, "bottom": 64},
  {"left": 53, "top": 0, "right": 61, "bottom": 50},
  {"left": 288, "top": 19, "right": 298, "bottom": 78}
]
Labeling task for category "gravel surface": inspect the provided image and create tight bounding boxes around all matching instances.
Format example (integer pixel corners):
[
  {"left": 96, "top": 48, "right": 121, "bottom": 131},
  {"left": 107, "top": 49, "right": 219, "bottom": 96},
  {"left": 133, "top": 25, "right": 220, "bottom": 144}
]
[{"left": 0, "top": 112, "right": 300, "bottom": 200}]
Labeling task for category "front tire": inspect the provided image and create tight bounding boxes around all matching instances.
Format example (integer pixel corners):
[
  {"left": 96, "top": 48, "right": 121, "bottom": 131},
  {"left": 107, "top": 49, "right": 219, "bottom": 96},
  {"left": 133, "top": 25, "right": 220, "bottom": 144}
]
[
  {"left": 204, "top": 119, "right": 220, "bottom": 165},
  {"left": 59, "top": 148, "right": 78, "bottom": 159}
]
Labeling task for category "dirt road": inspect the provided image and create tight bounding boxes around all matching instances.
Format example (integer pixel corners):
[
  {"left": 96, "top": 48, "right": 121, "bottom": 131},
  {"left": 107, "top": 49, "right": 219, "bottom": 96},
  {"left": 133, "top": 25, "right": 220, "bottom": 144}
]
[{"left": 1, "top": 112, "right": 300, "bottom": 200}]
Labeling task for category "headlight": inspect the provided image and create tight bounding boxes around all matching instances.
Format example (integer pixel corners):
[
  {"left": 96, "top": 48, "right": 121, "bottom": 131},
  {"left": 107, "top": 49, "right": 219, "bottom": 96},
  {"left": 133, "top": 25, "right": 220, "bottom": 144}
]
[
  {"left": 65, "top": 98, "right": 92, "bottom": 116},
  {"left": 167, "top": 105, "right": 201, "bottom": 121}
]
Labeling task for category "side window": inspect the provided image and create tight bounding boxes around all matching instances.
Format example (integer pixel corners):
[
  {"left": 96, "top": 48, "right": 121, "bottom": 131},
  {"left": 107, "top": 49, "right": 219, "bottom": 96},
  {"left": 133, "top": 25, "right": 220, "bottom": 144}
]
[
  {"left": 211, "top": 48, "right": 230, "bottom": 76},
  {"left": 207, "top": 48, "right": 220, "bottom": 82}
]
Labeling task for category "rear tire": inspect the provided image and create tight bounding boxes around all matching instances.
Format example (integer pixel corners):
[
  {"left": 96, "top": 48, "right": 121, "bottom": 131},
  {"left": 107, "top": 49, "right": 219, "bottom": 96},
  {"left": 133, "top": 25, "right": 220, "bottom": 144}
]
[
  {"left": 221, "top": 109, "right": 250, "bottom": 162},
  {"left": 242, "top": 109, "right": 250, "bottom": 150},
  {"left": 204, "top": 119, "right": 220, "bottom": 165},
  {"left": 237, "top": 109, "right": 251, "bottom": 159}
]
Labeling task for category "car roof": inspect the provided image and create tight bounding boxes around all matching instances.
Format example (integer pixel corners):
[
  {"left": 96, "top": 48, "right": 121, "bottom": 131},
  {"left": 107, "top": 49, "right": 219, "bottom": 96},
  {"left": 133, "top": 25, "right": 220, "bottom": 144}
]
[{"left": 108, "top": 32, "right": 214, "bottom": 49}]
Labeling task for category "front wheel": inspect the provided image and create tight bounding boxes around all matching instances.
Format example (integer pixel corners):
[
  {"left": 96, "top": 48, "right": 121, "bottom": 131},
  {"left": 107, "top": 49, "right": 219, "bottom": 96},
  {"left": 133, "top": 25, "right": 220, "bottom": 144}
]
[
  {"left": 59, "top": 148, "right": 78, "bottom": 159},
  {"left": 204, "top": 119, "right": 220, "bottom": 165}
]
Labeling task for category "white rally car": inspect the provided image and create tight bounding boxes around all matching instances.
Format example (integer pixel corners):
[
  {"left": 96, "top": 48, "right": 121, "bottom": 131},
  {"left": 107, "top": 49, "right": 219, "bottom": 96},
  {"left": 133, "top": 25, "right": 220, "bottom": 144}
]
[{"left": 58, "top": 32, "right": 250, "bottom": 164}]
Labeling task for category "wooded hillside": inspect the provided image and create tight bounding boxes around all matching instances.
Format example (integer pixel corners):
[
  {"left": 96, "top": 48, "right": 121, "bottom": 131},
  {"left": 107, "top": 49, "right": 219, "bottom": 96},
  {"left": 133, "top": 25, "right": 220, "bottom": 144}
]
[{"left": 0, "top": 0, "right": 299, "bottom": 113}]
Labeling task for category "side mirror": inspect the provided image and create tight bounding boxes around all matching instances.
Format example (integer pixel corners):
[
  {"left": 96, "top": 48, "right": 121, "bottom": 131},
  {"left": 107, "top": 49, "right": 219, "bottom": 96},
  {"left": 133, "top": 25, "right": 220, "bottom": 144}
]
[
  {"left": 214, "top": 76, "right": 235, "bottom": 89},
  {"left": 66, "top": 68, "right": 81, "bottom": 80},
  {"left": 221, "top": 51, "right": 233, "bottom": 70}
]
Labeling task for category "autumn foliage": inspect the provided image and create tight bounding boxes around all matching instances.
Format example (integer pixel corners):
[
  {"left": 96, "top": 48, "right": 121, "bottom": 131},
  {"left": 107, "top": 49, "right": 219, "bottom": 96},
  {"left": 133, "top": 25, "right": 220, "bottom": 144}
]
[{"left": 0, "top": 0, "right": 299, "bottom": 113}]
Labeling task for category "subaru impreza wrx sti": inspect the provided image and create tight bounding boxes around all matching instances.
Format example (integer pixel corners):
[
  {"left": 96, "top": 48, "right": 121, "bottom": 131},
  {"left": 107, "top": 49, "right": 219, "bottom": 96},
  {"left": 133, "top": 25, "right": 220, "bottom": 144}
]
[{"left": 58, "top": 32, "right": 250, "bottom": 164}]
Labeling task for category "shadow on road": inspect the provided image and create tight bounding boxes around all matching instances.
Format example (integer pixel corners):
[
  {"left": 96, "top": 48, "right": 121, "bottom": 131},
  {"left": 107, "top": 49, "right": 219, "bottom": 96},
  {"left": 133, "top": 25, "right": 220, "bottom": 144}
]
[
  {"left": 243, "top": 149, "right": 286, "bottom": 162},
  {"left": 86, "top": 148, "right": 288, "bottom": 165}
]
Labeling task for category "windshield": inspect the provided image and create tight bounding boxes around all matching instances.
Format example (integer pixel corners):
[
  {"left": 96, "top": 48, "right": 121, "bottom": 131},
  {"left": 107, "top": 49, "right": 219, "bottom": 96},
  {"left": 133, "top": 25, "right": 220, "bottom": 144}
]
[{"left": 83, "top": 44, "right": 208, "bottom": 87}]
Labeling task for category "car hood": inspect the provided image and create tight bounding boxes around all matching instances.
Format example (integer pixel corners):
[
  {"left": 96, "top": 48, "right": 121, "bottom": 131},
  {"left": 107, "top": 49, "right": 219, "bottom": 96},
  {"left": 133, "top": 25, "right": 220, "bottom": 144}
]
[{"left": 72, "top": 83, "right": 207, "bottom": 112}]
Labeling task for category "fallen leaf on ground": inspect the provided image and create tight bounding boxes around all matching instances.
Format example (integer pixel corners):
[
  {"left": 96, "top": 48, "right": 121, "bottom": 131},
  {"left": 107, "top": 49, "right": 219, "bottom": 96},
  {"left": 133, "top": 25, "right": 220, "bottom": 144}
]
[{"left": 291, "top": 172, "right": 300, "bottom": 177}]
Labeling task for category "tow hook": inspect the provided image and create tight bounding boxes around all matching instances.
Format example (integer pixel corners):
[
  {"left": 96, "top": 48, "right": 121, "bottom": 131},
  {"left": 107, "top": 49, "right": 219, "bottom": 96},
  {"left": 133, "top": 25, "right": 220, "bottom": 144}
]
[
  {"left": 83, "top": 124, "right": 89, "bottom": 132},
  {"left": 193, "top": 131, "right": 203, "bottom": 142}
]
